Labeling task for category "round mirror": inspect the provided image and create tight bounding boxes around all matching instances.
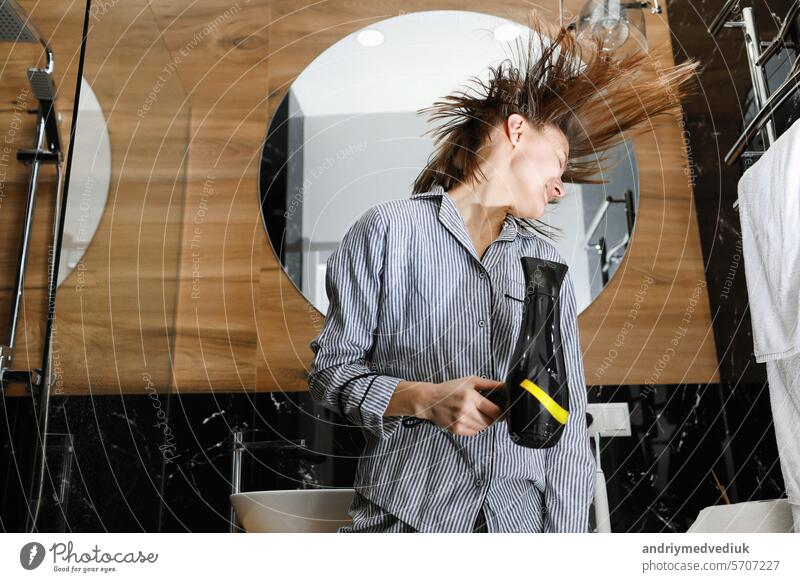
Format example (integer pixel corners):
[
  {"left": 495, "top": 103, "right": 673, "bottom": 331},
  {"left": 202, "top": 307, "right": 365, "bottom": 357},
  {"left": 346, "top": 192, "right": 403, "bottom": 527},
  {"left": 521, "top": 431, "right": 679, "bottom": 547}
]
[
  {"left": 59, "top": 78, "right": 112, "bottom": 287},
  {"left": 260, "top": 10, "right": 639, "bottom": 314}
]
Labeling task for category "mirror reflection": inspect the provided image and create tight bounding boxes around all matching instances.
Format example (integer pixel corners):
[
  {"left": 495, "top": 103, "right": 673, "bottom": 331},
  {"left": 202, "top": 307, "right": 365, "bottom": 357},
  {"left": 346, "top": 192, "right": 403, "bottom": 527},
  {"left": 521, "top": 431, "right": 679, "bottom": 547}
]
[{"left": 260, "top": 10, "right": 638, "bottom": 314}]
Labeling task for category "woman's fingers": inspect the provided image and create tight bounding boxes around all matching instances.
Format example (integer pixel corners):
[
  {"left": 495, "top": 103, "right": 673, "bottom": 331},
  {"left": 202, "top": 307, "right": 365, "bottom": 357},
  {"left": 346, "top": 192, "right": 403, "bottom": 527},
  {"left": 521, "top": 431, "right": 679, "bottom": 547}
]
[
  {"left": 431, "top": 376, "right": 507, "bottom": 434},
  {"left": 475, "top": 392, "right": 503, "bottom": 420},
  {"left": 475, "top": 409, "right": 497, "bottom": 430},
  {"left": 456, "top": 407, "right": 500, "bottom": 435},
  {"left": 445, "top": 410, "right": 490, "bottom": 435},
  {"left": 472, "top": 377, "right": 504, "bottom": 390}
]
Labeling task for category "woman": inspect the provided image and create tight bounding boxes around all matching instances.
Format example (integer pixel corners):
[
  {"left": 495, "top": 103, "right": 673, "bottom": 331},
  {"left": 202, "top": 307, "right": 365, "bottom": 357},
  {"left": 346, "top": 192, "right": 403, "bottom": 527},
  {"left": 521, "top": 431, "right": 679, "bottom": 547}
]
[{"left": 308, "top": 13, "right": 699, "bottom": 533}]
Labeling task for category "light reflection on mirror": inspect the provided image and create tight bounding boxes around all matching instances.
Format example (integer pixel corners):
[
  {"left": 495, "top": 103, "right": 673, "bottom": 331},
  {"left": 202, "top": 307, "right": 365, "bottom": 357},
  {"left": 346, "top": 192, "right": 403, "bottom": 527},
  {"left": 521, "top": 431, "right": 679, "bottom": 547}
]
[{"left": 260, "top": 10, "right": 638, "bottom": 315}]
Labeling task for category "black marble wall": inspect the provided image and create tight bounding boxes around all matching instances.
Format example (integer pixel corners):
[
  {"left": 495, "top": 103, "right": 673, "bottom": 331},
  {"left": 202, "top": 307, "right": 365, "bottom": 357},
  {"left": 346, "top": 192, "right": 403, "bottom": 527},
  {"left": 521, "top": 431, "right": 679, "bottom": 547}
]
[
  {"left": 1, "top": 390, "right": 366, "bottom": 532},
  {"left": 1, "top": 379, "right": 785, "bottom": 532},
  {"left": 588, "top": 383, "right": 783, "bottom": 532}
]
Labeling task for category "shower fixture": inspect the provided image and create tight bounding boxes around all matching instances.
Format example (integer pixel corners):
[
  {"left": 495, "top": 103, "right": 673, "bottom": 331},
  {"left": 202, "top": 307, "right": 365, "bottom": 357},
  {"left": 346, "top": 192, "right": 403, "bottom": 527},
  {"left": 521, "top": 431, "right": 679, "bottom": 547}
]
[
  {"left": 0, "top": 0, "right": 65, "bottom": 533},
  {"left": 0, "top": 0, "right": 42, "bottom": 42}
]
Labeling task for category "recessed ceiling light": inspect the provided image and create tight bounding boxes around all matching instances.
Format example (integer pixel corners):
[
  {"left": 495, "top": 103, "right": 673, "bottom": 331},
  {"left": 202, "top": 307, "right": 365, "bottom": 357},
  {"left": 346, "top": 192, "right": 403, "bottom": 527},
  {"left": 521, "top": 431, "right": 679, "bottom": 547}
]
[
  {"left": 494, "top": 23, "right": 522, "bottom": 42},
  {"left": 357, "top": 29, "right": 384, "bottom": 47}
]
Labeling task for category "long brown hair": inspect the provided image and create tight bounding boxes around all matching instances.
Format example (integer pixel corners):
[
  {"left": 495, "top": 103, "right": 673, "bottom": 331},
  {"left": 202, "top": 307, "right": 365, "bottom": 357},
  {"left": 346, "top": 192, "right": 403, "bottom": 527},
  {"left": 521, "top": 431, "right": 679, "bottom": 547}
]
[{"left": 412, "top": 11, "right": 701, "bottom": 198}]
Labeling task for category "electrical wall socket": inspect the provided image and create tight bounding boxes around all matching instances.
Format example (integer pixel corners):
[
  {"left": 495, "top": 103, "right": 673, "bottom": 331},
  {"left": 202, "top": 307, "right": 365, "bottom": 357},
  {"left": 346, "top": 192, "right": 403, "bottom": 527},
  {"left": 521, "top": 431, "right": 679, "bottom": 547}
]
[{"left": 586, "top": 403, "right": 631, "bottom": 438}]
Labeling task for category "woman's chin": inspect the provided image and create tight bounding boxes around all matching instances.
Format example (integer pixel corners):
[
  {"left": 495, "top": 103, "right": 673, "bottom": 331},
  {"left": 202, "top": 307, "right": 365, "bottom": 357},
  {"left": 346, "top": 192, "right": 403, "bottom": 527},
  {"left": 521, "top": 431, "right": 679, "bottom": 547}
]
[{"left": 515, "top": 207, "right": 546, "bottom": 221}]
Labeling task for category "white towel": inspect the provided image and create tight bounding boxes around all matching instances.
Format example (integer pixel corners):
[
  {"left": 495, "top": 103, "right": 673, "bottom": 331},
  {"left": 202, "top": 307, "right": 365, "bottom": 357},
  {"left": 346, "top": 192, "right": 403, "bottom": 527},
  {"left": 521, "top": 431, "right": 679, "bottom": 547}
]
[
  {"left": 737, "top": 117, "right": 800, "bottom": 363},
  {"left": 765, "top": 353, "right": 800, "bottom": 532},
  {"left": 738, "top": 117, "right": 800, "bottom": 533}
]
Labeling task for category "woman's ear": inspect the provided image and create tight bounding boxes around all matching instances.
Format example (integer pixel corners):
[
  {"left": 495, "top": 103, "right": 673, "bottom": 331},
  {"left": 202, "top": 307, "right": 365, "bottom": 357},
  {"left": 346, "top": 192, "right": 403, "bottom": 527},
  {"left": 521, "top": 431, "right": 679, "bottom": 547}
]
[{"left": 506, "top": 113, "right": 526, "bottom": 146}]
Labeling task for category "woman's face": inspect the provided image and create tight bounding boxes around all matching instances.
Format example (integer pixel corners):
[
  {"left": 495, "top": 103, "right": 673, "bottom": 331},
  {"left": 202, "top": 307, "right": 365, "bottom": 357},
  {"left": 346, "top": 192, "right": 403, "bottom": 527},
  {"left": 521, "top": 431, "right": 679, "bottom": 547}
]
[{"left": 503, "top": 117, "right": 568, "bottom": 220}]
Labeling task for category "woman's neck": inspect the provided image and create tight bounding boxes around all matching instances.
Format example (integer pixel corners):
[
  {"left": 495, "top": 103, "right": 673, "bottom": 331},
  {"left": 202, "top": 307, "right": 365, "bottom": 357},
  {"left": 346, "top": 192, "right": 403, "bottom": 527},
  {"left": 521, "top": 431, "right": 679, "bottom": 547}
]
[{"left": 446, "top": 181, "right": 511, "bottom": 259}]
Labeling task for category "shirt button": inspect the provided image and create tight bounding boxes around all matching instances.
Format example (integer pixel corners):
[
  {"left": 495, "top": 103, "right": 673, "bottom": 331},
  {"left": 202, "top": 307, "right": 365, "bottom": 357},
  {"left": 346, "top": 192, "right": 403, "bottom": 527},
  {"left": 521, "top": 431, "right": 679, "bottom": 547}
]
[
  {"left": 474, "top": 478, "right": 484, "bottom": 487},
  {"left": 478, "top": 320, "right": 485, "bottom": 327},
  {"left": 480, "top": 374, "right": 487, "bottom": 379},
  {"left": 479, "top": 272, "right": 486, "bottom": 279}
]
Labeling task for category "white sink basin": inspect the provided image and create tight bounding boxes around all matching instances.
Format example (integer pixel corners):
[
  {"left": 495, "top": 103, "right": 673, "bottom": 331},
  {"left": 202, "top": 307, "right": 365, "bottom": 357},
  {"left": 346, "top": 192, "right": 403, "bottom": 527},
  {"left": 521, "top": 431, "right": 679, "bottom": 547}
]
[
  {"left": 230, "top": 489, "right": 355, "bottom": 533},
  {"left": 687, "top": 499, "right": 794, "bottom": 533}
]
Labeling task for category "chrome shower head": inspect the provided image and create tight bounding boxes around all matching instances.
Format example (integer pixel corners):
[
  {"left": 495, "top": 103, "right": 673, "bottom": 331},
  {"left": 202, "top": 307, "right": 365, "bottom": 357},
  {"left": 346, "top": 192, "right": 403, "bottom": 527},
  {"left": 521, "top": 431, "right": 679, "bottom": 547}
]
[
  {"left": 26, "top": 63, "right": 61, "bottom": 156},
  {"left": 27, "top": 67, "right": 56, "bottom": 101},
  {"left": 0, "top": 0, "right": 42, "bottom": 43},
  {"left": 1, "top": 1, "right": 60, "bottom": 156}
]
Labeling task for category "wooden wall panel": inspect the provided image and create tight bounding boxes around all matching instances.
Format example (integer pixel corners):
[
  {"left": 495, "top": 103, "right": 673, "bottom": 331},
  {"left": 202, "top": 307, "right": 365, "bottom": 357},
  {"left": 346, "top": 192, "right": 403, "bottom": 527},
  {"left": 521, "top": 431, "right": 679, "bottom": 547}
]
[
  {"left": 2, "top": 1, "right": 188, "bottom": 395},
  {"left": 148, "top": 0, "right": 271, "bottom": 393},
  {"left": 1, "top": 0, "right": 719, "bottom": 396},
  {"left": 578, "top": 3, "right": 719, "bottom": 385}
]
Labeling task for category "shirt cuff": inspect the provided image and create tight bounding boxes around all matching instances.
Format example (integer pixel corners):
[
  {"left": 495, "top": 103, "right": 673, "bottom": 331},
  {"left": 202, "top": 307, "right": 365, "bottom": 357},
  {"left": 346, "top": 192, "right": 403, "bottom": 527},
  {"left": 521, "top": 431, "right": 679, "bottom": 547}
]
[{"left": 351, "top": 374, "right": 404, "bottom": 441}]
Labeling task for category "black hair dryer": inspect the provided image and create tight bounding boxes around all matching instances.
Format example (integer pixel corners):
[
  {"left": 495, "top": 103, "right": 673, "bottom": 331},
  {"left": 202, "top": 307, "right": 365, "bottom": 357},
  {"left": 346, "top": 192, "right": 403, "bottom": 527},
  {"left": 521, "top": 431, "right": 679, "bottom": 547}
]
[{"left": 503, "top": 256, "right": 570, "bottom": 449}]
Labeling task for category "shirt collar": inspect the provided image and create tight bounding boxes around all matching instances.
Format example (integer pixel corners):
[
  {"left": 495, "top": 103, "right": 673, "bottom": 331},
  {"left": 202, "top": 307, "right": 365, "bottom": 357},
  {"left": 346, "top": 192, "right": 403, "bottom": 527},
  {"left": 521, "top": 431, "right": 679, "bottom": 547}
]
[{"left": 411, "top": 184, "right": 537, "bottom": 241}]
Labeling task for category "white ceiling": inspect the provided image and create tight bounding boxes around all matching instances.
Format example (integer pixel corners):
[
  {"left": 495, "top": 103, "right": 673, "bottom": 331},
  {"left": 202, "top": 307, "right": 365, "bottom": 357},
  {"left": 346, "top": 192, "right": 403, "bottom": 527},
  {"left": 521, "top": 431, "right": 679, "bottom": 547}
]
[{"left": 291, "top": 10, "right": 537, "bottom": 117}]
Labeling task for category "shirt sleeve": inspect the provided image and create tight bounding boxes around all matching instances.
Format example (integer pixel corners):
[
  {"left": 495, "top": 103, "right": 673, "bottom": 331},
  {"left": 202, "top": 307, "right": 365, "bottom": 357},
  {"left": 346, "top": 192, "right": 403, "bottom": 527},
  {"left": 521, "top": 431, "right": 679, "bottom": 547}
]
[
  {"left": 307, "top": 204, "right": 404, "bottom": 442},
  {"left": 542, "top": 254, "right": 597, "bottom": 533}
]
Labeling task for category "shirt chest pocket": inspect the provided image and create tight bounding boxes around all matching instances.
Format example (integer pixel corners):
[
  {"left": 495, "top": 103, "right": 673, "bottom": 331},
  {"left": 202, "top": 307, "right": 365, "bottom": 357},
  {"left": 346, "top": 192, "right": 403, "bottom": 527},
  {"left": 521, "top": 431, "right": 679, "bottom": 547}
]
[
  {"left": 501, "top": 275, "right": 527, "bottom": 361},
  {"left": 504, "top": 275, "right": 526, "bottom": 303}
]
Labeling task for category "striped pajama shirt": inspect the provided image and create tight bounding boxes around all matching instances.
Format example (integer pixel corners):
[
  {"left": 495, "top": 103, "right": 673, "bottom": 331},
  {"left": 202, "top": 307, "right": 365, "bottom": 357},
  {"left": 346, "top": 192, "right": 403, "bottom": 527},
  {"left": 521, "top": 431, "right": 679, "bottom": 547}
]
[{"left": 308, "top": 183, "right": 596, "bottom": 533}]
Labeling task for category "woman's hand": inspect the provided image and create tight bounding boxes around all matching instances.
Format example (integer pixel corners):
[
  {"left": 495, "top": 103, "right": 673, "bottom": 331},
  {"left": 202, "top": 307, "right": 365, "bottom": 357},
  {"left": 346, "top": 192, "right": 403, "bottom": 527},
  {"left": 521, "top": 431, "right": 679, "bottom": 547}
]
[{"left": 400, "top": 376, "right": 505, "bottom": 436}]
